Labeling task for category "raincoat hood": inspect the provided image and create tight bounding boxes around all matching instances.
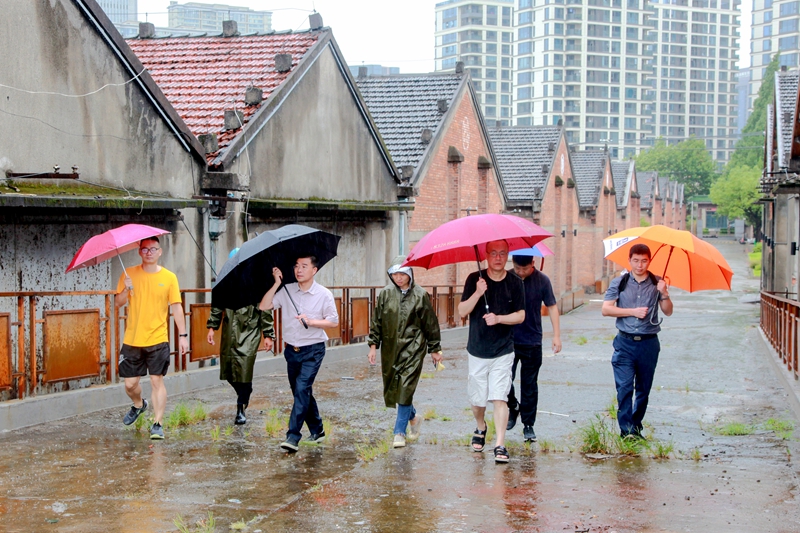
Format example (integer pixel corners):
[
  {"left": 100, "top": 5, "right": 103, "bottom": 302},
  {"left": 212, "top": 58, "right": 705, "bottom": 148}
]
[{"left": 387, "top": 255, "right": 413, "bottom": 286}]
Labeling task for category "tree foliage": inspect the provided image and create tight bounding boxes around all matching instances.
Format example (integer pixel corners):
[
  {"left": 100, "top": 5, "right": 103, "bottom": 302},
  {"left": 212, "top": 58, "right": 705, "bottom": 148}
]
[
  {"left": 710, "top": 165, "right": 762, "bottom": 228},
  {"left": 634, "top": 138, "right": 716, "bottom": 197}
]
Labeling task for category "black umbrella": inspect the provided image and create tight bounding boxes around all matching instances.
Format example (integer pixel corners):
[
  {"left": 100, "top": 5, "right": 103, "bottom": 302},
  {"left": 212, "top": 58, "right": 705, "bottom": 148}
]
[{"left": 211, "top": 224, "right": 341, "bottom": 312}]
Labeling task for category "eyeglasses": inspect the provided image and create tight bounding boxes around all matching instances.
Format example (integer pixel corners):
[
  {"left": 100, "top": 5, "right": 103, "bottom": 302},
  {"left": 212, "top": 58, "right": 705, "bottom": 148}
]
[
  {"left": 488, "top": 251, "right": 508, "bottom": 258},
  {"left": 140, "top": 247, "right": 161, "bottom": 254}
]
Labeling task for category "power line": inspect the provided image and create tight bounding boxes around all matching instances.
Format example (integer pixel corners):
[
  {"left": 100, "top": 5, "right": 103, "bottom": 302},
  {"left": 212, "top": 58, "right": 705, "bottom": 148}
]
[{"left": 0, "top": 69, "right": 145, "bottom": 98}]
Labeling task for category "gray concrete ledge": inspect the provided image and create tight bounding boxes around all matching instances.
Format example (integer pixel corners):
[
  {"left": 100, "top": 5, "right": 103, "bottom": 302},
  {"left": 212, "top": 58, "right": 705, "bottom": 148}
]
[{"left": 0, "top": 327, "right": 468, "bottom": 432}]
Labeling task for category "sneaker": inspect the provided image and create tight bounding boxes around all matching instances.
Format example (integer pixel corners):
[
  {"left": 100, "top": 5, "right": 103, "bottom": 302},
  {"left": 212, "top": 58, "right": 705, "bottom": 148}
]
[
  {"left": 407, "top": 416, "right": 422, "bottom": 440},
  {"left": 149, "top": 423, "right": 165, "bottom": 440},
  {"left": 393, "top": 434, "right": 406, "bottom": 448},
  {"left": 123, "top": 399, "right": 148, "bottom": 426},
  {"left": 523, "top": 425, "right": 537, "bottom": 442},
  {"left": 308, "top": 431, "right": 326, "bottom": 443},
  {"left": 280, "top": 439, "right": 300, "bottom": 452},
  {"left": 507, "top": 408, "right": 519, "bottom": 431}
]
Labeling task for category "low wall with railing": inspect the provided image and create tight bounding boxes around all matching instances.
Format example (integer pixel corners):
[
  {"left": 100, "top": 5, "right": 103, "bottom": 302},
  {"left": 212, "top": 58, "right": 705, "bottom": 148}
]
[
  {"left": 761, "top": 291, "right": 799, "bottom": 380},
  {"left": 0, "top": 285, "right": 466, "bottom": 401}
]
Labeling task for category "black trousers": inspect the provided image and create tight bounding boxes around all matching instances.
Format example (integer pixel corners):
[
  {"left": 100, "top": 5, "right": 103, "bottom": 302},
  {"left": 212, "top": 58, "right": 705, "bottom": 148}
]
[
  {"left": 228, "top": 381, "right": 253, "bottom": 407},
  {"left": 506, "top": 344, "right": 543, "bottom": 427}
]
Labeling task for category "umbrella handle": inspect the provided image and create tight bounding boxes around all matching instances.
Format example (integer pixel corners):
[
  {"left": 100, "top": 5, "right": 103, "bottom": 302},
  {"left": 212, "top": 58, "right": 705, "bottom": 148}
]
[
  {"left": 117, "top": 253, "right": 132, "bottom": 296},
  {"left": 282, "top": 284, "right": 309, "bottom": 329},
  {"left": 473, "top": 245, "right": 490, "bottom": 314}
]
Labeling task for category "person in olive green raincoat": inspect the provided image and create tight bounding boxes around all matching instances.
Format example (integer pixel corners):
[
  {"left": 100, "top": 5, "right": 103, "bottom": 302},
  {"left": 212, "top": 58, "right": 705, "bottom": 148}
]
[
  {"left": 207, "top": 257, "right": 275, "bottom": 426},
  {"left": 368, "top": 256, "right": 443, "bottom": 448}
]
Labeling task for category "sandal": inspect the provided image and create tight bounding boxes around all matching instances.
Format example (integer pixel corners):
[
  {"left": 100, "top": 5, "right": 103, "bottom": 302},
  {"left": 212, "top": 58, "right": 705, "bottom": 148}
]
[
  {"left": 471, "top": 425, "right": 487, "bottom": 452},
  {"left": 494, "top": 445, "right": 510, "bottom": 463}
]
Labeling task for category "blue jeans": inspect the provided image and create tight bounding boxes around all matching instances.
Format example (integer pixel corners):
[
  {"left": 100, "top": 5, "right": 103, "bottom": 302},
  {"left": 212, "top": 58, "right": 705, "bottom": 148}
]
[
  {"left": 284, "top": 342, "right": 326, "bottom": 442},
  {"left": 611, "top": 334, "right": 660, "bottom": 436},
  {"left": 507, "top": 344, "right": 543, "bottom": 427},
  {"left": 394, "top": 403, "right": 416, "bottom": 436}
]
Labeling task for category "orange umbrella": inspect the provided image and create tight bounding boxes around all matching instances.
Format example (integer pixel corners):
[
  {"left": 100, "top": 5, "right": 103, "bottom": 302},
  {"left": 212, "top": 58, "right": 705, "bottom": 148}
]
[{"left": 603, "top": 225, "right": 733, "bottom": 292}]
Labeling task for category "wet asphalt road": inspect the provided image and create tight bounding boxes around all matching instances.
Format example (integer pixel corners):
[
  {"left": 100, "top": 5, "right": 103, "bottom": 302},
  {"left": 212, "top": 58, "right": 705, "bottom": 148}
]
[{"left": 2, "top": 241, "right": 800, "bottom": 532}]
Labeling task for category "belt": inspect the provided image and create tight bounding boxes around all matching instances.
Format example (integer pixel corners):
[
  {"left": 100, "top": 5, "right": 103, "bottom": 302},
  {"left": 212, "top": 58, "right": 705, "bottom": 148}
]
[
  {"left": 617, "top": 331, "right": 657, "bottom": 342},
  {"left": 286, "top": 341, "right": 324, "bottom": 352}
]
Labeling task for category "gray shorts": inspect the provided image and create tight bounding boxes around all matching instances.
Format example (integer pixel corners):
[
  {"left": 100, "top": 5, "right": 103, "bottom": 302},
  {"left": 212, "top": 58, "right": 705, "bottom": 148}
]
[{"left": 119, "top": 343, "right": 170, "bottom": 377}]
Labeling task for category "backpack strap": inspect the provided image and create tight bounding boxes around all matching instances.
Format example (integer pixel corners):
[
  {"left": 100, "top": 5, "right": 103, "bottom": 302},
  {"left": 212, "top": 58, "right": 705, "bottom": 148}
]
[{"left": 618, "top": 271, "right": 659, "bottom": 295}]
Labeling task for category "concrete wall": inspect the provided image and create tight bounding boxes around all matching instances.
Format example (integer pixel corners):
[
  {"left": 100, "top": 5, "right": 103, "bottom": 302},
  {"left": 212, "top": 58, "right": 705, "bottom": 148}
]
[
  {"left": 0, "top": 0, "right": 203, "bottom": 198},
  {"left": 244, "top": 45, "right": 398, "bottom": 204}
]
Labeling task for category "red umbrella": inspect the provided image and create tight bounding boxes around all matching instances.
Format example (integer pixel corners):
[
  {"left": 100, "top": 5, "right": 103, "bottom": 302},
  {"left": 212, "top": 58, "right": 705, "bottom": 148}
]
[
  {"left": 403, "top": 214, "right": 552, "bottom": 269},
  {"left": 66, "top": 223, "right": 170, "bottom": 273}
]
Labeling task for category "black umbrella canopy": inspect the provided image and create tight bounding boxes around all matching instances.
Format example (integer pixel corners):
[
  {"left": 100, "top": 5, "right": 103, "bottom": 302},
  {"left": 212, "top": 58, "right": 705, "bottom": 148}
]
[{"left": 211, "top": 225, "right": 341, "bottom": 311}]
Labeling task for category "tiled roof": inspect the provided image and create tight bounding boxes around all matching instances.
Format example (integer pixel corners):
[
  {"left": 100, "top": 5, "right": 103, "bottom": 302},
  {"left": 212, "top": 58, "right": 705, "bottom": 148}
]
[
  {"left": 775, "top": 71, "right": 799, "bottom": 168},
  {"left": 487, "top": 127, "right": 562, "bottom": 202},
  {"left": 355, "top": 74, "right": 463, "bottom": 174},
  {"left": 611, "top": 161, "right": 630, "bottom": 208},
  {"left": 658, "top": 177, "right": 670, "bottom": 201},
  {"left": 571, "top": 150, "right": 607, "bottom": 208},
  {"left": 127, "top": 31, "right": 321, "bottom": 166},
  {"left": 637, "top": 171, "right": 658, "bottom": 209}
]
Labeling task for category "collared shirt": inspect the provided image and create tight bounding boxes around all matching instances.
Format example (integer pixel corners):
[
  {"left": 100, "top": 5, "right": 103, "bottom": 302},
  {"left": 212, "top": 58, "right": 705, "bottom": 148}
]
[
  {"left": 513, "top": 269, "right": 557, "bottom": 346},
  {"left": 272, "top": 280, "right": 339, "bottom": 347},
  {"left": 604, "top": 272, "right": 662, "bottom": 335}
]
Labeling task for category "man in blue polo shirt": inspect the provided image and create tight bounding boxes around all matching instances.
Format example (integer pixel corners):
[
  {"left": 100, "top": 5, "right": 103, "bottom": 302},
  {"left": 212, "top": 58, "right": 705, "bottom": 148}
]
[{"left": 602, "top": 243, "right": 673, "bottom": 438}]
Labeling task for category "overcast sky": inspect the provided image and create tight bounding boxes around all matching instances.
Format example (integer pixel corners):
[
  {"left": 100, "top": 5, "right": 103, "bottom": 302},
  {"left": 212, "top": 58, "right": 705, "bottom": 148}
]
[{"left": 136, "top": 1, "right": 751, "bottom": 72}]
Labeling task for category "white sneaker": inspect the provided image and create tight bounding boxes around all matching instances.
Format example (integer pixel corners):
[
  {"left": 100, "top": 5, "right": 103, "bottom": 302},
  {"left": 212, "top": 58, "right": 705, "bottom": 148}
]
[{"left": 393, "top": 434, "right": 406, "bottom": 448}]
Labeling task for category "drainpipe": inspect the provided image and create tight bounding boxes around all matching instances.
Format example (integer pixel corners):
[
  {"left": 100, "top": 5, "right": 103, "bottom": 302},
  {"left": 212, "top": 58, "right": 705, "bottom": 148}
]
[
  {"left": 208, "top": 216, "right": 227, "bottom": 283},
  {"left": 399, "top": 205, "right": 406, "bottom": 256}
]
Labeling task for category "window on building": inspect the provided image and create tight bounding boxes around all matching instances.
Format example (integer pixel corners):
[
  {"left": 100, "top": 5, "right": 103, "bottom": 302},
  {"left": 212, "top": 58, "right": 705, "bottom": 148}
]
[
  {"left": 502, "top": 7, "right": 512, "bottom": 26},
  {"left": 518, "top": 57, "right": 531, "bottom": 69},
  {"left": 780, "top": 19, "right": 799, "bottom": 33},
  {"left": 518, "top": 72, "right": 532, "bottom": 84},
  {"left": 487, "top": 5, "right": 498, "bottom": 25},
  {"left": 518, "top": 87, "right": 532, "bottom": 99},
  {"left": 780, "top": 1, "right": 799, "bottom": 16},
  {"left": 519, "top": 27, "right": 532, "bottom": 40},
  {"left": 519, "top": 41, "right": 532, "bottom": 54},
  {"left": 519, "top": 11, "right": 533, "bottom": 24}
]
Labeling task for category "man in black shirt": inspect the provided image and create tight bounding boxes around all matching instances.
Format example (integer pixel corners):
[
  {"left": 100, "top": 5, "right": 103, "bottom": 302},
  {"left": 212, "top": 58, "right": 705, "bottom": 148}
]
[{"left": 458, "top": 239, "right": 525, "bottom": 463}]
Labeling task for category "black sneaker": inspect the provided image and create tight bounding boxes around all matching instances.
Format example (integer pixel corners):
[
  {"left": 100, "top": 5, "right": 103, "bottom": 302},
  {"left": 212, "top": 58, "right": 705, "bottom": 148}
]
[
  {"left": 523, "top": 425, "right": 537, "bottom": 442},
  {"left": 308, "top": 431, "right": 326, "bottom": 443},
  {"left": 123, "top": 399, "right": 148, "bottom": 426},
  {"left": 280, "top": 439, "right": 300, "bottom": 452},
  {"left": 506, "top": 408, "right": 519, "bottom": 431}
]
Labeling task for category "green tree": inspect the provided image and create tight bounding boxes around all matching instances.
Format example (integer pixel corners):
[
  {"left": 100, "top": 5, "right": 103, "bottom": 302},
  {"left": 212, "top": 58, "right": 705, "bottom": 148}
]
[
  {"left": 709, "top": 165, "right": 762, "bottom": 230},
  {"left": 635, "top": 138, "right": 716, "bottom": 197}
]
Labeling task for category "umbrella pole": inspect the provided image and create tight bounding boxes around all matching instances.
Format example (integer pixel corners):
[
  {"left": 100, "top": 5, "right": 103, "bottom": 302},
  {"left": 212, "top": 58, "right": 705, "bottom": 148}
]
[
  {"left": 282, "top": 285, "right": 309, "bottom": 329},
  {"left": 117, "top": 252, "right": 132, "bottom": 295},
  {"left": 647, "top": 246, "right": 674, "bottom": 326},
  {"left": 473, "top": 245, "right": 490, "bottom": 313}
]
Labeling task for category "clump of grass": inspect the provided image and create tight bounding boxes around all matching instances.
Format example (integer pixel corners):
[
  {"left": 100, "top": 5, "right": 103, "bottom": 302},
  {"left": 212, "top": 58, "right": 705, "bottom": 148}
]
[
  {"left": 264, "top": 408, "right": 287, "bottom": 438},
  {"left": 578, "top": 415, "right": 645, "bottom": 456},
  {"left": 764, "top": 418, "right": 794, "bottom": 440},
  {"left": 441, "top": 416, "right": 452, "bottom": 421},
  {"left": 423, "top": 407, "right": 439, "bottom": 420},
  {"left": 690, "top": 447, "right": 703, "bottom": 461},
  {"left": 714, "top": 421, "right": 755, "bottom": 436},
  {"left": 132, "top": 412, "right": 154, "bottom": 432},
  {"left": 574, "top": 335, "right": 588, "bottom": 346},
  {"left": 605, "top": 398, "right": 618, "bottom": 420},
  {"left": 356, "top": 433, "right": 392, "bottom": 462},
  {"left": 647, "top": 439, "right": 674, "bottom": 459},
  {"left": 174, "top": 512, "right": 216, "bottom": 533},
  {"left": 427, "top": 435, "right": 440, "bottom": 445},
  {"left": 486, "top": 417, "right": 496, "bottom": 443},
  {"left": 450, "top": 436, "right": 471, "bottom": 447},
  {"left": 224, "top": 426, "right": 234, "bottom": 437},
  {"left": 420, "top": 373, "right": 435, "bottom": 379},
  {"left": 210, "top": 425, "right": 221, "bottom": 441},
  {"left": 163, "top": 401, "right": 207, "bottom": 430},
  {"left": 538, "top": 439, "right": 556, "bottom": 453}
]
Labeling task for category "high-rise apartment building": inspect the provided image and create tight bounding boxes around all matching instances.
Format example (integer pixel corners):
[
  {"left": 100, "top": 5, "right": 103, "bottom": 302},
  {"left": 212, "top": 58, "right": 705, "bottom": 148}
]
[
  {"left": 434, "top": 0, "right": 742, "bottom": 164},
  {"left": 645, "top": 0, "right": 740, "bottom": 163},
  {"left": 97, "top": 0, "right": 137, "bottom": 23},
  {"left": 168, "top": 2, "right": 272, "bottom": 34},
  {"left": 750, "top": 0, "right": 800, "bottom": 110},
  {"left": 434, "top": 0, "right": 516, "bottom": 126}
]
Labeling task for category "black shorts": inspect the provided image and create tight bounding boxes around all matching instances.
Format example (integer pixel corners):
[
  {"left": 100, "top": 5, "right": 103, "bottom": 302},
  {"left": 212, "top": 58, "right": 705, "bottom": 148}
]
[{"left": 119, "top": 342, "right": 171, "bottom": 378}]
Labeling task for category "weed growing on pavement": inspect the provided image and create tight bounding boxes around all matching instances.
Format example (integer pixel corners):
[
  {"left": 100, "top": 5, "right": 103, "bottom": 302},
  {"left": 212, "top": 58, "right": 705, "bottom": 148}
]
[
  {"left": 486, "top": 418, "right": 496, "bottom": 442},
  {"left": 574, "top": 335, "right": 588, "bottom": 346},
  {"left": 538, "top": 439, "right": 557, "bottom": 453},
  {"left": 356, "top": 433, "right": 392, "bottom": 462},
  {"left": 714, "top": 421, "right": 755, "bottom": 436},
  {"left": 223, "top": 426, "right": 234, "bottom": 437},
  {"left": 450, "top": 436, "right": 471, "bottom": 447},
  {"left": 647, "top": 440, "right": 674, "bottom": 459},
  {"left": 427, "top": 436, "right": 440, "bottom": 445},
  {"left": 423, "top": 407, "right": 439, "bottom": 420},
  {"left": 174, "top": 512, "right": 215, "bottom": 533},
  {"left": 420, "top": 372, "right": 435, "bottom": 379},
  {"left": 133, "top": 413, "right": 154, "bottom": 432},
  {"left": 684, "top": 382, "right": 690, "bottom": 393},
  {"left": 163, "top": 401, "right": 206, "bottom": 430},
  {"left": 605, "top": 398, "right": 618, "bottom": 420},
  {"left": 441, "top": 416, "right": 452, "bottom": 421},
  {"left": 690, "top": 447, "right": 703, "bottom": 461},
  {"left": 579, "top": 415, "right": 615, "bottom": 454},
  {"left": 264, "top": 408, "right": 287, "bottom": 438},
  {"left": 229, "top": 519, "right": 248, "bottom": 530},
  {"left": 617, "top": 435, "right": 644, "bottom": 456},
  {"left": 764, "top": 418, "right": 794, "bottom": 440},
  {"left": 210, "top": 425, "right": 221, "bottom": 441}
]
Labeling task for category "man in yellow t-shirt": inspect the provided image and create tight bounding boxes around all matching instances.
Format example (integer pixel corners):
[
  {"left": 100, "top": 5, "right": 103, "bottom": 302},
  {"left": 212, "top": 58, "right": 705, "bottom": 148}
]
[{"left": 115, "top": 237, "right": 188, "bottom": 440}]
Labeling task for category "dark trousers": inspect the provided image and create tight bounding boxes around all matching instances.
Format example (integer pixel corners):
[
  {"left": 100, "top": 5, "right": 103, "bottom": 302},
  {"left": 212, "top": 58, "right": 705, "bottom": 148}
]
[
  {"left": 228, "top": 381, "right": 252, "bottom": 407},
  {"left": 611, "top": 334, "right": 660, "bottom": 436},
  {"left": 506, "top": 344, "right": 543, "bottom": 427},
  {"left": 285, "top": 342, "right": 325, "bottom": 441}
]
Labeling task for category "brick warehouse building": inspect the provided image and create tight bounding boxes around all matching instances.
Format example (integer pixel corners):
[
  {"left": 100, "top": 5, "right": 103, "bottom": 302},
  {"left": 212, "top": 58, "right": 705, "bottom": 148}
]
[
  {"left": 357, "top": 66, "right": 506, "bottom": 287},
  {"left": 611, "top": 160, "right": 641, "bottom": 234},
  {"left": 489, "top": 126, "right": 583, "bottom": 312}
]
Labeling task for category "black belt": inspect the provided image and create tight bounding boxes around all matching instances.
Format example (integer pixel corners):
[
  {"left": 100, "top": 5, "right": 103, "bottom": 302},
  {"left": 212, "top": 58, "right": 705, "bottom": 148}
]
[{"left": 617, "top": 331, "right": 657, "bottom": 341}]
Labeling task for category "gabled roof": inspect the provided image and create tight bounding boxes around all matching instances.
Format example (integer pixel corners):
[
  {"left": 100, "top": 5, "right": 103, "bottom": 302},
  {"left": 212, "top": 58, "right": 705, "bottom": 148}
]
[
  {"left": 488, "top": 126, "right": 563, "bottom": 202},
  {"left": 658, "top": 177, "right": 671, "bottom": 201},
  {"left": 570, "top": 150, "right": 607, "bottom": 208},
  {"left": 128, "top": 31, "right": 321, "bottom": 167},
  {"left": 637, "top": 171, "right": 658, "bottom": 209},
  {"left": 775, "top": 70, "right": 799, "bottom": 169},
  {"left": 611, "top": 160, "right": 632, "bottom": 208},
  {"left": 356, "top": 73, "right": 464, "bottom": 175}
]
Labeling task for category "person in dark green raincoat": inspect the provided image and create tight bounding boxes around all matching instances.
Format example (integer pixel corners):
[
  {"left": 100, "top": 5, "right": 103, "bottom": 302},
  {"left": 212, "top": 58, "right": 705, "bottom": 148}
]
[
  {"left": 207, "top": 251, "right": 275, "bottom": 425},
  {"left": 368, "top": 256, "right": 443, "bottom": 448}
]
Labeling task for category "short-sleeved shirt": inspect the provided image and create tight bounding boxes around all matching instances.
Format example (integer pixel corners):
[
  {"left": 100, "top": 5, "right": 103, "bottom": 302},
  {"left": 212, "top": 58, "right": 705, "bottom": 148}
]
[
  {"left": 513, "top": 269, "right": 557, "bottom": 346},
  {"left": 461, "top": 270, "right": 525, "bottom": 359},
  {"left": 117, "top": 265, "right": 181, "bottom": 347},
  {"left": 273, "top": 280, "right": 339, "bottom": 347},
  {"left": 604, "top": 272, "right": 662, "bottom": 335}
]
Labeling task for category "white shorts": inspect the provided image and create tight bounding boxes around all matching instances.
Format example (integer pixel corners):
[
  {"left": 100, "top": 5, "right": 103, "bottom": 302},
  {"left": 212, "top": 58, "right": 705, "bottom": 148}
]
[{"left": 467, "top": 351, "right": 515, "bottom": 407}]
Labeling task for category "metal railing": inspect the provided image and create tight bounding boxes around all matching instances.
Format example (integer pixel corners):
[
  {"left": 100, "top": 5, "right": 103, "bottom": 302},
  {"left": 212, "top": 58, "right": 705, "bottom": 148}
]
[
  {"left": 761, "top": 291, "right": 799, "bottom": 380},
  {"left": 0, "top": 285, "right": 465, "bottom": 401}
]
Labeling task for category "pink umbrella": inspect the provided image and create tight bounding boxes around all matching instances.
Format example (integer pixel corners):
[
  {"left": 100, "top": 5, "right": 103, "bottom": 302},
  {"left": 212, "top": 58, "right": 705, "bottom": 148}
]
[
  {"left": 403, "top": 214, "right": 552, "bottom": 269},
  {"left": 66, "top": 223, "right": 171, "bottom": 274}
]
